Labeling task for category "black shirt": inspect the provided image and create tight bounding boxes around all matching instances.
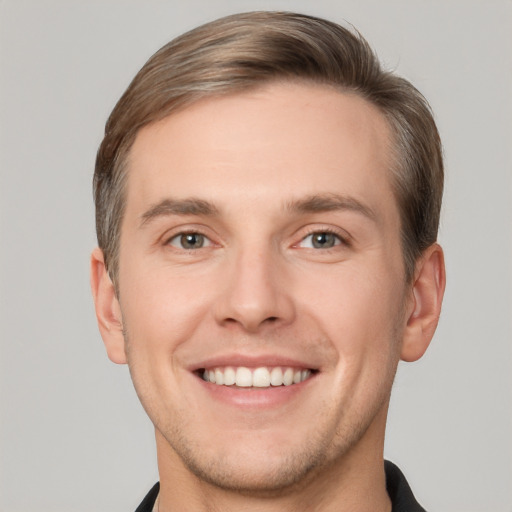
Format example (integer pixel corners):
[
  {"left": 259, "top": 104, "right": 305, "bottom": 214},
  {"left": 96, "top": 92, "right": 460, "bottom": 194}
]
[
  {"left": 135, "top": 460, "right": 426, "bottom": 511},
  {"left": 385, "top": 460, "right": 426, "bottom": 512}
]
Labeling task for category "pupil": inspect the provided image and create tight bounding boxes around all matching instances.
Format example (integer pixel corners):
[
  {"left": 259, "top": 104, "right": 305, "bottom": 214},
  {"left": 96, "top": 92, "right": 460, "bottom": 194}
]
[
  {"left": 181, "top": 233, "right": 203, "bottom": 249},
  {"left": 313, "top": 233, "right": 334, "bottom": 248}
]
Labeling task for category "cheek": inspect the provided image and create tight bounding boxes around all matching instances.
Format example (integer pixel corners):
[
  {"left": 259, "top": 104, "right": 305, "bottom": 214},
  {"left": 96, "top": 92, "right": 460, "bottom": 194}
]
[
  {"left": 297, "top": 262, "right": 406, "bottom": 360},
  {"left": 118, "top": 263, "right": 217, "bottom": 351},
  {"left": 118, "top": 267, "right": 217, "bottom": 420}
]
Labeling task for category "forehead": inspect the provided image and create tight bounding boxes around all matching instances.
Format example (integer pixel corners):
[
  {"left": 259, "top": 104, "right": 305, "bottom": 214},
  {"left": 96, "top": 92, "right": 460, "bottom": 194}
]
[{"left": 125, "top": 82, "right": 396, "bottom": 219}]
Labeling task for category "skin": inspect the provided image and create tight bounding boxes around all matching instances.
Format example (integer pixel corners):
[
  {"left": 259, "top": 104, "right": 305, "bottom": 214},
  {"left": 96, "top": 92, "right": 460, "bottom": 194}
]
[{"left": 91, "top": 81, "right": 445, "bottom": 512}]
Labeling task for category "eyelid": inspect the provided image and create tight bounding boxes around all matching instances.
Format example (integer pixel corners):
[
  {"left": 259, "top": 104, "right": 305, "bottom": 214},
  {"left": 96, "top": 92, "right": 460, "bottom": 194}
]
[
  {"left": 167, "top": 232, "right": 213, "bottom": 249},
  {"left": 158, "top": 224, "right": 351, "bottom": 251},
  {"left": 160, "top": 224, "right": 219, "bottom": 248},
  {"left": 294, "top": 226, "right": 352, "bottom": 249}
]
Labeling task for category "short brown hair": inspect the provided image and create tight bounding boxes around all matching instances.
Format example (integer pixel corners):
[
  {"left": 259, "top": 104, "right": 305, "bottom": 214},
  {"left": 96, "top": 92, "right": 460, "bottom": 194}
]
[{"left": 94, "top": 11, "right": 443, "bottom": 287}]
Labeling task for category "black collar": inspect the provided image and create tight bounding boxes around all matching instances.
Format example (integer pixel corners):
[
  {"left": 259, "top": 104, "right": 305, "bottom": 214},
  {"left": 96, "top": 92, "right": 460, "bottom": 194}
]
[{"left": 385, "top": 460, "right": 426, "bottom": 512}]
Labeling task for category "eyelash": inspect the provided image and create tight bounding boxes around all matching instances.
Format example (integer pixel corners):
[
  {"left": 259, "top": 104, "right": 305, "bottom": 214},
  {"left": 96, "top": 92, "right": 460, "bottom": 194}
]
[
  {"left": 162, "top": 227, "right": 351, "bottom": 252},
  {"left": 297, "top": 227, "right": 350, "bottom": 250},
  {"left": 165, "top": 231, "right": 213, "bottom": 250}
]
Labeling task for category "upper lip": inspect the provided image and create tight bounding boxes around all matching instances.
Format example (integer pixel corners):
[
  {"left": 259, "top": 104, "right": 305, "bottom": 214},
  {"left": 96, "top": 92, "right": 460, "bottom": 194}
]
[{"left": 189, "top": 353, "right": 319, "bottom": 372}]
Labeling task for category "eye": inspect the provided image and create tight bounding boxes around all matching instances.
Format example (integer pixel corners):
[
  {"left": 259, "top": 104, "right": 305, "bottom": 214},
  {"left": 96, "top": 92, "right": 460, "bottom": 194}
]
[
  {"left": 299, "top": 231, "right": 342, "bottom": 249},
  {"left": 168, "top": 232, "right": 212, "bottom": 250}
]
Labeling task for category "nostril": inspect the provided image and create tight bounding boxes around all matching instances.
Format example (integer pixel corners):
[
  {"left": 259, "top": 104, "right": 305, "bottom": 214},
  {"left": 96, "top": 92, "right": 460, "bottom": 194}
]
[{"left": 220, "top": 314, "right": 282, "bottom": 331}]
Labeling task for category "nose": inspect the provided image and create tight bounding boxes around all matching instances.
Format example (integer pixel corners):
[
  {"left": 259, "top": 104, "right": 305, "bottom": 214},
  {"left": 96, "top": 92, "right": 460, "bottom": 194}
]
[{"left": 213, "top": 246, "right": 296, "bottom": 333}]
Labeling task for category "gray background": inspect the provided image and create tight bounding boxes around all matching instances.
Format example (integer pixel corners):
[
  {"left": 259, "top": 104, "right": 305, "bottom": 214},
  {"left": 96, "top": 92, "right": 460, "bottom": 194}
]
[{"left": 1, "top": 1, "right": 511, "bottom": 511}]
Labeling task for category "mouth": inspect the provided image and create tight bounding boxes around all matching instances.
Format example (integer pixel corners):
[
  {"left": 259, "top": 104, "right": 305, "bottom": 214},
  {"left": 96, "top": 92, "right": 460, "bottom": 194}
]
[{"left": 196, "top": 366, "right": 316, "bottom": 388}]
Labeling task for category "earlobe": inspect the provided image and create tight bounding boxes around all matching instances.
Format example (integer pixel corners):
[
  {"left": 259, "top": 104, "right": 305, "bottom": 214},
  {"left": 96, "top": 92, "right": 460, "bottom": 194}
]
[
  {"left": 90, "top": 248, "right": 127, "bottom": 364},
  {"left": 401, "top": 243, "right": 446, "bottom": 362}
]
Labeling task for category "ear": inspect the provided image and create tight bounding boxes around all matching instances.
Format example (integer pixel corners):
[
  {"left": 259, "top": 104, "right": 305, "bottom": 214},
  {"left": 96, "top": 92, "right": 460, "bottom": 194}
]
[
  {"left": 401, "top": 243, "right": 446, "bottom": 362},
  {"left": 90, "top": 247, "right": 127, "bottom": 364}
]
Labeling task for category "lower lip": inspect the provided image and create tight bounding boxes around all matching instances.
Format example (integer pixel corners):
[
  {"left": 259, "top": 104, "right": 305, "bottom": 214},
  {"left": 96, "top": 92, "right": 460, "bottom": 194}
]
[{"left": 194, "top": 373, "right": 315, "bottom": 409}]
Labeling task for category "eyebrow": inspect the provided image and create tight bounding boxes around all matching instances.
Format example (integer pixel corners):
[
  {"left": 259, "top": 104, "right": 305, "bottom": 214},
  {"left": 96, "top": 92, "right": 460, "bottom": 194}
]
[
  {"left": 286, "top": 193, "right": 377, "bottom": 221},
  {"left": 140, "top": 198, "right": 219, "bottom": 227},
  {"left": 139, "top": 192, "right": 376, "bottom": 228}
]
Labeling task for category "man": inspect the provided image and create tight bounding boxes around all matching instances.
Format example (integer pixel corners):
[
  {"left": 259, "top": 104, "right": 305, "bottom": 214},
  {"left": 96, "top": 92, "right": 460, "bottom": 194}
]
[{"left": 90, "top": 11, "right": 445, "bottom": 512}]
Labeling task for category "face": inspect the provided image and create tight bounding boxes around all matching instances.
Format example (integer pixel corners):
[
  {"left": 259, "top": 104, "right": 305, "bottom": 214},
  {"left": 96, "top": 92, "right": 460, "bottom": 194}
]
[{"left": 114, "top": 82, "right": 411, "bottom": 492}]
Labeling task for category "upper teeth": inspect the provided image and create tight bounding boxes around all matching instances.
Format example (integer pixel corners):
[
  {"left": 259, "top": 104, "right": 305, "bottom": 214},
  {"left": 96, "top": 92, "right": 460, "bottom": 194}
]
[{"left": 202, "top": 366, "right": 311, "bottom": 388}]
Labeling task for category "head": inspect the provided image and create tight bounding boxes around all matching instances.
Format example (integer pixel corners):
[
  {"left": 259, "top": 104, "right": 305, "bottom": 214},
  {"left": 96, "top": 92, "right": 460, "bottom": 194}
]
[
  {"left": 94, "top": 11, "right": 443, "bottom": 290},
  {"left": 91, "top": 11, "right": 445, "bottom": 502}
]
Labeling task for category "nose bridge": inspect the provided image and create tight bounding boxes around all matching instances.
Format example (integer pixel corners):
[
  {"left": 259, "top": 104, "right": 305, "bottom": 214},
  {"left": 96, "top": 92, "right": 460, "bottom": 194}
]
[{"left": 215, "top": 240, "right": 294, "bottom": 332}]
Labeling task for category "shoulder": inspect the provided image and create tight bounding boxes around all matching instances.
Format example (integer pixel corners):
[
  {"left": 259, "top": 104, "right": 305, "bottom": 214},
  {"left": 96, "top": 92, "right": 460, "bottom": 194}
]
[{"left": 385, "top": 460, "right": 427, "bottom": 512}]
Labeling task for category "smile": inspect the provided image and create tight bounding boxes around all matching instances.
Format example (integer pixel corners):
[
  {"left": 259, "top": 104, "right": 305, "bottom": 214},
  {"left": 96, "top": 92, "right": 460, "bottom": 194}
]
[{"left": 201, "top": 366, "right": 314, "bottom": 388}]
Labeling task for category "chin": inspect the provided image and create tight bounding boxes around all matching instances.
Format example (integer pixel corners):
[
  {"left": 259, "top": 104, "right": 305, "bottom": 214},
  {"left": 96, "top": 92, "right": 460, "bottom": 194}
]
[
  {"left": 178, "top": 443, "right": 327, "bottom": 495},
  {"left": 158, "top": 411, "right": 370, "bottom": 496}
]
